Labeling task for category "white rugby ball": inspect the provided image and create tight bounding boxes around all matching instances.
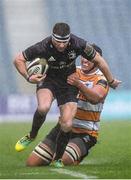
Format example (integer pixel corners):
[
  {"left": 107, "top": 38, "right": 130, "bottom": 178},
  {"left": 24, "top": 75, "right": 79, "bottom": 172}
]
[{"left": 27, "top": 58, "right": 48, "bottom": 76}]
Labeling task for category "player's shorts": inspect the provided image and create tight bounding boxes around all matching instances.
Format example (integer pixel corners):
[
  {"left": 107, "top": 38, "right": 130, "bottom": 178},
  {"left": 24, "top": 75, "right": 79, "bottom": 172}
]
[
  {"left": 37, "top": 77, "right": 78, "bottom": 106},
  {"left": 41, "top": 123, "right": 97, "bottom": 163}
]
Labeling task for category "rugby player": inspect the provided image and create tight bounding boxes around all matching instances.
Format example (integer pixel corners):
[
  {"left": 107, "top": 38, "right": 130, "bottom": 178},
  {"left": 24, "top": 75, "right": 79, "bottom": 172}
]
[
  {"left": 26, "top": 44, "right": 109, "bottom": 167},
  {"left": 14, "top": 22, "right": 120, "bottom": 167}
]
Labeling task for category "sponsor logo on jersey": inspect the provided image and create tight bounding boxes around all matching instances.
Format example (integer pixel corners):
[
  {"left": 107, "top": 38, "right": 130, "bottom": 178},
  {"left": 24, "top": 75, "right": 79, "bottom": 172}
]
[
  {"left": 68, "top": 50, "right": 76, "bottom": 59},
  {"left": 48, "top": 56, "right": 56, "bottom": 62},
  {"left": 85, "top": 81, "right": 93, "bottom": 88},
  {"left": 59, "top": 61, "right": 66, "bottom": 66}
]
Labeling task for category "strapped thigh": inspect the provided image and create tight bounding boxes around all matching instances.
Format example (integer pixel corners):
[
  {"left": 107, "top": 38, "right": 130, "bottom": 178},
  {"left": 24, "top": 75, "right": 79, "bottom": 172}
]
[
  {"left": 64, "top": 134, "right": 97, "bottom": 164},
  {"left": 33, "top": 142, "right": 54, "bottom": 165}
]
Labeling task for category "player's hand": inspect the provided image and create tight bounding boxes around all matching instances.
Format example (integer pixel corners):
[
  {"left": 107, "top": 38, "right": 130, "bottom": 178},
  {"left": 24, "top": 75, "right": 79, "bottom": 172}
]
[
  {"left": 67, "top": 73, "right": 80, "bottom": 86},
  {"left": 28, "top": 74, "right": 46, "bottom": 84},
  {"left": 109, "top": 78, "right": 122, "bottom": 89}
]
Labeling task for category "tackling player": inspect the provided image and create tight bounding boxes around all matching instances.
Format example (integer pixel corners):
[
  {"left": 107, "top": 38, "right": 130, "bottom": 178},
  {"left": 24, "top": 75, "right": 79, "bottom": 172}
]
[{"left": 26, "top": 44, "right": 109, "bottom": 167}]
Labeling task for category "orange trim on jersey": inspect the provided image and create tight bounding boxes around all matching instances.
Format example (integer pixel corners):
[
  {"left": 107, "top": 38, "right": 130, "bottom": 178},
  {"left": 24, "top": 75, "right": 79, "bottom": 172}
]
[
  {"left": 75, "top": 108, "right": 100, "bottom": 122},
  {"left": 72, "top": 127, "right": 98, "bottom": 138}
]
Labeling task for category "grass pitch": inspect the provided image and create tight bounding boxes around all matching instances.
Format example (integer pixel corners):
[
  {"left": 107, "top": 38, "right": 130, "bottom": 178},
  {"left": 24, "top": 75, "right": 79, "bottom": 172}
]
[{"left": 0, "top": 120, "right": 131, "bottom": 179}]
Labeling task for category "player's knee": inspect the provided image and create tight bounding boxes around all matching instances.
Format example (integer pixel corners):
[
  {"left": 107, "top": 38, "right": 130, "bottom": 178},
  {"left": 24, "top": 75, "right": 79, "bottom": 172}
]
[
  {"left": 62, "top": 142, "right": 81, "bottom": 165},
  {"left": 61, "top": 119, "right": 72, "bottom": 132},
  {"left": 26, "top": 153, "right": 46, "bottom": 167},
  {"left": 26, "top": 156, "right": 37, "bottom": 167},
  {"left": 37, "top": 104, "right": 50, "bottom": 114},
  {"left": 26, "top": 143, "right": 53, "bottom": 167}
]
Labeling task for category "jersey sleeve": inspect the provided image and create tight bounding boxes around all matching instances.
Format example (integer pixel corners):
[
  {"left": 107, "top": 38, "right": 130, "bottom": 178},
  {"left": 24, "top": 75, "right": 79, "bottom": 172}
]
[
  {"left": 96, "top": 77, "right": 109, "bottom": 95},
  {"left": 71, "top": 34, "right": 96, "bottom": 61},
  {"left": 96, "top": 79, "right": 108, "bottom": 89}
]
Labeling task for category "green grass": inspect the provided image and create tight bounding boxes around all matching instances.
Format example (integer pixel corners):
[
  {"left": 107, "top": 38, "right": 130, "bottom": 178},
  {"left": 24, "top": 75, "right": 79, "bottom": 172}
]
[{"left": 0, "top": 120, "right": 131, "bottom": 179}]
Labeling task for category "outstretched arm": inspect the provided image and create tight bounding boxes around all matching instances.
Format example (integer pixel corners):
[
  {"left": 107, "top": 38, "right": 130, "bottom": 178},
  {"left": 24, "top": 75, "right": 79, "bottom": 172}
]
[
  {"left": 92, "top": 52, "right": 121, "bottom": 89},
  {"left": 83, "top": 44, "right": 121, "bottom": 89}
]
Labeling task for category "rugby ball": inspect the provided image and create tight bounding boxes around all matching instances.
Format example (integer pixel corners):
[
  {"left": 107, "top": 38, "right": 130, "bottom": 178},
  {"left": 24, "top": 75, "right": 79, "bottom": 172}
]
[{"left": 27, "top": 58, "right": 48, "bottom": 76}]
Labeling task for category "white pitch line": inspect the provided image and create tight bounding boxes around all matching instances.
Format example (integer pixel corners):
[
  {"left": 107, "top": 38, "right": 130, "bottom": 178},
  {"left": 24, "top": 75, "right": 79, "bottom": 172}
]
[
  {"left": 18, "top": 172, "right": 40, "bottom": 175},
  {"left": 82, "top": 158, "right": 110, "bottom": 165},
  {"left": 0, "top": 166, "right": 97, "bottom": 179},
  {"left": 51, "top": 168, "right": 97, "bottom": 179}
]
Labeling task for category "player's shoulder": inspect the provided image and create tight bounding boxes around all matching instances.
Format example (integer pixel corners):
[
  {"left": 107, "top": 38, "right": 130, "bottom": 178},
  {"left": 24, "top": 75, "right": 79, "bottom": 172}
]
[
  {"left": 95, "top": 70, "right": 109, "bottom": 89},
  {"left": 94, "top": 69, "right": 107, "bottom": 81},
  {"left": 26, "top": 36, "right": 51, "bottom": 50},
  {"left": 96, "top": 70, "right": 106, "bottom": 79},
  {"left": 41, "top": 36, "right": 52, "bottom": 46},
  {"left": 33, "top": 36, "right": 52, "bottom": 52},
  {"left": 23, "top": 36, "right": 52, "bottom": 60},
  {"left": 70, "top": 34, "right": 87, "bottom": 47},
  {"left": 76, "top": 67, "right": 107, "bottom": 82}
]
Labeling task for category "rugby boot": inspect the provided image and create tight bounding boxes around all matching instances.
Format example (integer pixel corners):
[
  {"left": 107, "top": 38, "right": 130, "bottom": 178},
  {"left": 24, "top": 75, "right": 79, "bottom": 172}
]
[
  {"left": 52, "top": 159, "right": 64, "bottom": 168},
  {"left": 15, "top": 134, "right": 34, "bottom": 152}
]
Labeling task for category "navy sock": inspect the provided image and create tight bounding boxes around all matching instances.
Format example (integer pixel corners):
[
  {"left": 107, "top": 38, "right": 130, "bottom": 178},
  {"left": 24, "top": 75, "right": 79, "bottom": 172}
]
[
  {"left": 30, "top": 110, "right": 46, "bottom": 138},
  {"left": 54, "top": 130, "right": 71, "bottom": 160}
]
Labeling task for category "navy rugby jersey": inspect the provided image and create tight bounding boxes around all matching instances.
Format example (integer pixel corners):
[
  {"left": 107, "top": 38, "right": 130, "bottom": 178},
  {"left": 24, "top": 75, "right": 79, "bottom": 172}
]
[{"left": 23, "top": 34, "right": 96, "bottom": 81}]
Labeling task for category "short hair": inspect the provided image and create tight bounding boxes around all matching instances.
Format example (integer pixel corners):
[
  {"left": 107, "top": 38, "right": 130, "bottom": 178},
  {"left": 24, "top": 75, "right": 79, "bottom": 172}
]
[
  {"left": 92, "top": 43, "right": 102, "bottom": 56},
  {"left": 53, "top": 22, "right": 70, "bottom": 37}
]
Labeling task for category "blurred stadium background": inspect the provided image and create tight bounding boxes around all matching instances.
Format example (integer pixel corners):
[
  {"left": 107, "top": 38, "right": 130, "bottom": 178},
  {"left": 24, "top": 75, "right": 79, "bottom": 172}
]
[{"left": 0, "top": 0, "right": 131, "bottom": 122}]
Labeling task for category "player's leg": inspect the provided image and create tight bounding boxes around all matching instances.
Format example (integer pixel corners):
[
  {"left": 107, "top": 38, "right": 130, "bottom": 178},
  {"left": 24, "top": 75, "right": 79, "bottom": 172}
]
[
  {"left": 53, "top": 84, "right": 78, "bottom": 167},
  {"left": 26, "top": 123, "right": 60, "bottom": 166},
  {"left": 53, "top": 102, "right": 77, "bottom": 166},
  {"left": 52, "top": 103, "right": 77, "bottom": 167},
  {"left": 29, "top": 88, "right": 54, "bottom": 139},
  {"left": 62, "top": 134, "right": 97, "bottom": 165},
  {"left": 15, "top": 88, "right": 54, "bottom": 152},
  {"left": 29, "top": 78, "right": 55, "bottom": 140}
]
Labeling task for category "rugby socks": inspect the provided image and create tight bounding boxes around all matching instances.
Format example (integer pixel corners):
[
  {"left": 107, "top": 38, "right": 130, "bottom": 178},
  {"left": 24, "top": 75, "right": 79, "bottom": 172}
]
[
  {"left": 29, "top": 110, "right": 46, "bottom": 139},
  {"left": 54, "top": 130, "right": 71, "bottom": 160}
]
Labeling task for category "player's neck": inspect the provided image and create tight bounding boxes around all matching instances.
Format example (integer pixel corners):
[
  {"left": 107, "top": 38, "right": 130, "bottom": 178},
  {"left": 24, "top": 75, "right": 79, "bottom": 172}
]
[{"left": 82, "top": 67, "right": 98, "bottom": 75}]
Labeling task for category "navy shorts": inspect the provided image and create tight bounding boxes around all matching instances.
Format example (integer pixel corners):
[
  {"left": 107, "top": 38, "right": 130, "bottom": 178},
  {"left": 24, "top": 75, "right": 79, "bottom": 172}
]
[{"left": 37, "top": 77, "right": 78, "bottom": 106}]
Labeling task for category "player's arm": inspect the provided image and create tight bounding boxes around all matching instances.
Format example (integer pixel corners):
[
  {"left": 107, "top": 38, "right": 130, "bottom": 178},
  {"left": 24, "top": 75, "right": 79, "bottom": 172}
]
[
  {"left": 83, "top": 44, "right": 121, "bottom": 89},
  {"left": 92, "top": 52, "right": 121, "bottom": 89},
  {"left": 13, "top": 52, "right": 44, "bottom": 83},
  {"left": 77, "top": 80, "right": 108, "bottom": 104},
  {"left": 13, "top": 52, "right": 29, "bottom": 80},
  {"left": 67, "top": 73, "right": 108, "bottom": 104}
]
